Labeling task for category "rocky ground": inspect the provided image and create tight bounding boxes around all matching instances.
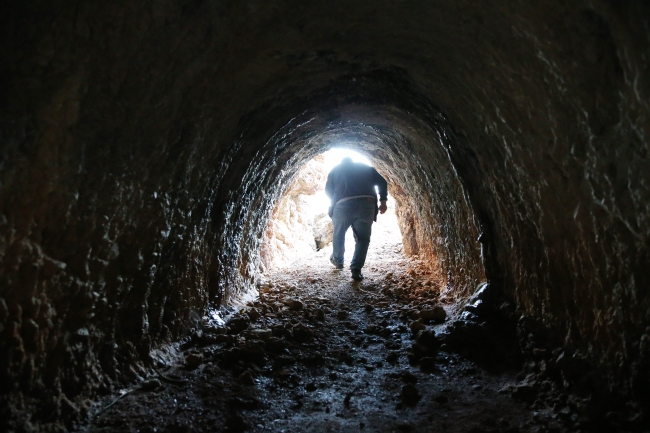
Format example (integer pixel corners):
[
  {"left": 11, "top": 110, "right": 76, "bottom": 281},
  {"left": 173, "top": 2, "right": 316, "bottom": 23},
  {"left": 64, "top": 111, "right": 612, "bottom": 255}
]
[{"left": 82, "top": 216, "right": 628, "bottom": 433}]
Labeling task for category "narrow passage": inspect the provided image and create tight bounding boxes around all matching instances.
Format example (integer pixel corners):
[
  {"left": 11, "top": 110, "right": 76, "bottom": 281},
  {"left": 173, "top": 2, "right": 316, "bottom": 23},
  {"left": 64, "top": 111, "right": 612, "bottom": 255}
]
[{"left": 87, "top": 216, "right": 559, "bottom": 433}]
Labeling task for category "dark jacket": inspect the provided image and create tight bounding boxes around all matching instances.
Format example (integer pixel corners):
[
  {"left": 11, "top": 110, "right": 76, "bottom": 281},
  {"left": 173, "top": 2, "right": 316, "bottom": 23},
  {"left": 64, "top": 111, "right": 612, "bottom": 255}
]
[{"left": 325, "top": 159, "right": 388, "bottom": 219}]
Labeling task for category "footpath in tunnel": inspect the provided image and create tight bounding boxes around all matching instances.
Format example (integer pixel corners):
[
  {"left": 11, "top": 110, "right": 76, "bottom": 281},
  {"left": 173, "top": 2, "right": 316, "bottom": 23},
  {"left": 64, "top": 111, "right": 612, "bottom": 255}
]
[{"left": 87, "top": 213, "right": 571, "bottom": 433}]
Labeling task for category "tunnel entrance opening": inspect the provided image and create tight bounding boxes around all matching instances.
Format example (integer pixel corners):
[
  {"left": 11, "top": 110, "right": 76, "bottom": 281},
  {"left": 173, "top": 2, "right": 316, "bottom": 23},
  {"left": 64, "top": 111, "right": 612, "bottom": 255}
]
[{"left": 260, "top": 148, "right": 404, "bottom": 276}]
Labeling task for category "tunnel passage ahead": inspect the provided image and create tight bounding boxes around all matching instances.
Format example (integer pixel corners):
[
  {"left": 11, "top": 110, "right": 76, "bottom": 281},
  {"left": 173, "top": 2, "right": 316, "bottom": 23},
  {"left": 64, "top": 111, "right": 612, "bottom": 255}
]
[
  {"left": 231, "top": 100, "right": 485, "bottom": 305},
  {"left": 259, "top": 149, "right": 408, "bottom": 274},
  {"left": 1, "top": 1, "right": 650, "bottom": 429}
]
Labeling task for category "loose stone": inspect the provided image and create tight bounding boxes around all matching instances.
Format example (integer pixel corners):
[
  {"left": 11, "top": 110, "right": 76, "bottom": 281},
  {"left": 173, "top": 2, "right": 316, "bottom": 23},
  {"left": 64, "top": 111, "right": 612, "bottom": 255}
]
[
  {"left": 401, "top": 383, "right": 420, "bottom": 405},
  {"left": 409, "top": 320, "right": 426, "bottom": 332},
  {"left": 421, "top": 306, "right": 446, "bottom": 322},
  {"left": 285, "top": 299, "right": 304, "bottom": 311},
  {"left": 238, "top": 370, "right": 256, "bottom": 386},
  {"left": 185, "top": 353, "right": 204, "bottom": 369},
  {"left": 140, "top": 379, "right": 162, "bottom": 391}
]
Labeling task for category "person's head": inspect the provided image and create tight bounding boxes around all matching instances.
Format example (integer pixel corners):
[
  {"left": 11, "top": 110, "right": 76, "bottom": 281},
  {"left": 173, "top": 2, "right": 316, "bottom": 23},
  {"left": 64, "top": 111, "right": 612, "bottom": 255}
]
[{"left": 341, "top": 157, "right": 353, "bottom": 164}]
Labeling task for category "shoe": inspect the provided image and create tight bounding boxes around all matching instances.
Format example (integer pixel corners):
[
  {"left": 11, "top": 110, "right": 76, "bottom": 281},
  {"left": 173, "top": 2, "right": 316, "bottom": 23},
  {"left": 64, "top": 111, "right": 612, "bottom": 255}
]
[
  {"left": 330, "top": 256, "right": 343, "bottom": 269},
  {"left": 351, "top": 269, "right": 364, "bottom": 281}
]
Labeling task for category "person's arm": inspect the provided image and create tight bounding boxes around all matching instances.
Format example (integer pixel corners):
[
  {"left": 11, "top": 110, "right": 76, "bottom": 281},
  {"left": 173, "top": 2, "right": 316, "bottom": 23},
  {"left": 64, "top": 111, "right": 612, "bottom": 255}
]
[
  {"left": 325, "top": 170, "right": 337, "bottom": 217},
  {"left": 325, "top": 171, "right": 335, "bottom": 200},
  {"left": 373, "top": 169, "right": 388, "bottom": 214}
]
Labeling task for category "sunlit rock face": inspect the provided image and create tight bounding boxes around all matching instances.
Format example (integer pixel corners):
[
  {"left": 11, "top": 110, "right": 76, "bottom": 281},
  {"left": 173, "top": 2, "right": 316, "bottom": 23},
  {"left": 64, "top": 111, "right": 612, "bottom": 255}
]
[
  {"left": 261, "top": 156, "right": 329, "bottom": 269},
  {"left": 1, "top": 0, "right": 649, "bottom": 428}
]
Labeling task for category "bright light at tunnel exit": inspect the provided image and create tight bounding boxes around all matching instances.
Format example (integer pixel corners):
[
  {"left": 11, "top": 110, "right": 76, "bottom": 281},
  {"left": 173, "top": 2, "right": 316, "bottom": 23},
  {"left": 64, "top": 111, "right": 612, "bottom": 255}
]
[
  {"left": 322, "top": 147, "right": 372, "bottom": 170},
  {"left": 268, "top": 146, "right": 401, "bottom": 270}
]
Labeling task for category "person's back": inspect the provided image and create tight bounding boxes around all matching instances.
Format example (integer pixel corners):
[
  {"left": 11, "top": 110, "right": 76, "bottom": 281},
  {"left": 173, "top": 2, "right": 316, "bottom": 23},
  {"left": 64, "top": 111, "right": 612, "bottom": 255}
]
[
  {"left": 325, "top": 157, "right": 388, "bottom": 280},
  {"left": 326, "top": 160, "right": 381, "bottom": 207}
]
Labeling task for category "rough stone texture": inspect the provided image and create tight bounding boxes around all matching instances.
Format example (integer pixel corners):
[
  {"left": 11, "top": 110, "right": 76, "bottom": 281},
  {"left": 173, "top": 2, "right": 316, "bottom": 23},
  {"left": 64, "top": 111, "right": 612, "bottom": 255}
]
[
  {"left": 312, "top": 212, "right": 333, "bottom": 251},
  {"left": 0, "top": 0, "right": 649, "bottom": 429},
  {"left": 260, "top": 156, "right": 329, "bottom": 269}
]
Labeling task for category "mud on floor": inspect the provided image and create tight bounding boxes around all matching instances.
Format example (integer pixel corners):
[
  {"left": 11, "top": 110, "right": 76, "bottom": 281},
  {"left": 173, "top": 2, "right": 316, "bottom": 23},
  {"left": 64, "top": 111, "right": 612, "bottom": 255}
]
[{"left": 84, "top": 258, "right": 581, "bottom": 433}]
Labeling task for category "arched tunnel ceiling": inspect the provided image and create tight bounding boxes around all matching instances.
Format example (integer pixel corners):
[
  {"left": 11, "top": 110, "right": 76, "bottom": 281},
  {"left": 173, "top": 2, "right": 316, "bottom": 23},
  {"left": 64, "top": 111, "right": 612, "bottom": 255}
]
[
  {"left": 221, "top": 96, "right": 485, "bottom": 304},
  {"left": 0, "top": 0, "right": 649, "bottom": 427}
]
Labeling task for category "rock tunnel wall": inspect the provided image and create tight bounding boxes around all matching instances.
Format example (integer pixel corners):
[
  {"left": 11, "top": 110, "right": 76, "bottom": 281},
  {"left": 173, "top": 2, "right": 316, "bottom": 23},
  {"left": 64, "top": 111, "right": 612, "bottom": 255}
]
[
  {"left": 1, "top": 0, "right": 649, "bottom": 428},
  {"left": 259, "top": 156, "right": 330, "bottom": 271}
]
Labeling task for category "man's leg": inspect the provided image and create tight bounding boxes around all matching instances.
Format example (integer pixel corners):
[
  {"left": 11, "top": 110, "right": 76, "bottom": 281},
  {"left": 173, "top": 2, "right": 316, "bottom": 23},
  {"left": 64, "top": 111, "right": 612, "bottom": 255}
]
[
  {"left": 350, "top": 200, "right": 376, "bottom": 275},
  {"left": 330, "top": 201, "right": 354, "bottom": 268}
]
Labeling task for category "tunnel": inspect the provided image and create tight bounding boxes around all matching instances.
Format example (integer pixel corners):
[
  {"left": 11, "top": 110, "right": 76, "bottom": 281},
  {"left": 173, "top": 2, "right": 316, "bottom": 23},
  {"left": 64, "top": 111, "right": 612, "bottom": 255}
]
[{"left": 1, "top": 1, "right": 649, "bottom": 432}]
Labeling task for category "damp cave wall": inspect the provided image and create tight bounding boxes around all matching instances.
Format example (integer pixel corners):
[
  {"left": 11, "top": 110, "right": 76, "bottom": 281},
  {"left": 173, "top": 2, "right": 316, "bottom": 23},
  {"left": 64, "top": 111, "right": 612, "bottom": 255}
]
[{"left": 1, "top": 0, "right": 650, "bottom": 427}]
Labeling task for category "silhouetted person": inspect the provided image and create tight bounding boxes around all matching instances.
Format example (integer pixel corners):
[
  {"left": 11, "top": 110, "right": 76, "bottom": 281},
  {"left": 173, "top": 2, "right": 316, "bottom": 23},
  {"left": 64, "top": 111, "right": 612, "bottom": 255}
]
[{"left": 325, "top": 157, "right": 388, "bottom": 280}]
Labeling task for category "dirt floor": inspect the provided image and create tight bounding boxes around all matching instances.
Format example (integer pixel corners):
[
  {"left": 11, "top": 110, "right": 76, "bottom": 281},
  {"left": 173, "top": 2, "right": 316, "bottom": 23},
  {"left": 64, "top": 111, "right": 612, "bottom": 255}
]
[{"left": 84, "top": 213, "right": 578, "bottom": 433}]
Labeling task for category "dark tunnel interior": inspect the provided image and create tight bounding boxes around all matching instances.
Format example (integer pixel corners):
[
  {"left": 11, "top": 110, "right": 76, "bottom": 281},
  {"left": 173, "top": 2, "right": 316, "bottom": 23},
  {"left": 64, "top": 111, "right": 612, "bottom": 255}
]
[{"left": 1, "top": 1, "right": 649, "bottom": 431}]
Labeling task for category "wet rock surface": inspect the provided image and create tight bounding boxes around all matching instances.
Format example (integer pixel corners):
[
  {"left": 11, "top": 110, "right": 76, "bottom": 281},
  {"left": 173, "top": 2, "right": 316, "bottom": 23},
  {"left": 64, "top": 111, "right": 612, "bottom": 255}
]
[
  {"left": 86, "top": 230, "right": 646, "bottom": 433},
  {"left": 86, "top": 264, "right": 562, "bottom": 433},
  {"left": 262, "top": 156, "right": 331, "bottom": 269},
  {"left": 1, "top": 1, "right": 649, "bottom": 430}
]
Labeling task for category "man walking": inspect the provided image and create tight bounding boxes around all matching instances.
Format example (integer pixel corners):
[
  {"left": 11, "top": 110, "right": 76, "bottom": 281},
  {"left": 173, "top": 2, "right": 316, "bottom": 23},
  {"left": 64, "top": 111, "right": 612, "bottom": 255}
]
[{"left": 325, "top": 157, "right": 388, "bottom": 280}]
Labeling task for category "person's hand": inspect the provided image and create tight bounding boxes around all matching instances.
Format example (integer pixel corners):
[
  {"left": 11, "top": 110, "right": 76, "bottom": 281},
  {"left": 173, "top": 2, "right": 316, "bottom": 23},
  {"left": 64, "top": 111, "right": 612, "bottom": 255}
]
[{"left": 379, "top": 201, "right": 387, "bottom": 214}]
